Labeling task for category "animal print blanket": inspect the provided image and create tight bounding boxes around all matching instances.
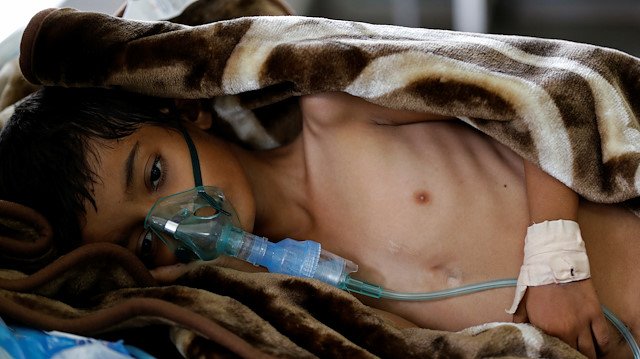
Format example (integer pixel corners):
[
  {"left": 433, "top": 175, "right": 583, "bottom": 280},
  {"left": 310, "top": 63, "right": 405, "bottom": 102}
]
[
  {"left": 4, "top": 0, "right": 640, "bottom": 357},
  {"left": 18, "top": 3, "right": 640, "bottom": 209}
]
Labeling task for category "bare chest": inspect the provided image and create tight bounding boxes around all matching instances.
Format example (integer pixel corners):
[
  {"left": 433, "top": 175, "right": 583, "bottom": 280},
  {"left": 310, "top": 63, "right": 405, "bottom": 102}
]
[{"left": 300, "top": 120, "right": 531, "bottom": 328}]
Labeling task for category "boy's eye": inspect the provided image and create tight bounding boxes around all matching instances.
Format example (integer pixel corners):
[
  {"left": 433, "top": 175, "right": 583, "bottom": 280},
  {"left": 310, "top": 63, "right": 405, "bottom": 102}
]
[{"left": 150, "top": 156, "right": 163, "bottom": 190}]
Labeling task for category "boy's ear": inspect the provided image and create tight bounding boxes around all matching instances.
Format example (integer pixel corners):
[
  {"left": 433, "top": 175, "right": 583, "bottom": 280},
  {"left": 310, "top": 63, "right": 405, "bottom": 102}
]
[
  {"left": 192, "top": 108, "right": 213, "bottom": 131},
  {"left": 173, "top": 99, "right": 213, "bottom": 130}
]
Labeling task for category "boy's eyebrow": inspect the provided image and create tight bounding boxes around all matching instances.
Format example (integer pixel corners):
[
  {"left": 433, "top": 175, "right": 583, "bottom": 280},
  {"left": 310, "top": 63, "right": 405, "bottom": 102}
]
[{"left": 124, "top": 141, "right": 141, "bottom": 193}]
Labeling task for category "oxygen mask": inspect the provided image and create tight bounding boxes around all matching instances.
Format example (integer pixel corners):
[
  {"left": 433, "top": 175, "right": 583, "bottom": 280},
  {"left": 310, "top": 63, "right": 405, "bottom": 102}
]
[
  {"left": 144, "top": 185, "right": 359, "bottom": 287},
  {"left": 144, "top": 186, "right": 241, "bottom": 263}
]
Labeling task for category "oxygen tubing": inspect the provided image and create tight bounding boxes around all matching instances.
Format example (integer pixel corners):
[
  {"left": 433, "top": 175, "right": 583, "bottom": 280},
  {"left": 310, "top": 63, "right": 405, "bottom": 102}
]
[
  {"left": 342, "top": 276, "right": 518, "bottom": 300},
  {"left": 343, "top": 275, "right": 639, "bottom": 358},
  {"left": 603, "top": 306, "right": 640, "bottom": 358},
  {"left": 381, "top": 278, "right": 517, "bottom": 301}
]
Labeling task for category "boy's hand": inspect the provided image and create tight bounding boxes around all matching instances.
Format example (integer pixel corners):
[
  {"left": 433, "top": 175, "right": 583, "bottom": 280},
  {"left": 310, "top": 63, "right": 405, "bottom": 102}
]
[
  {"left": 150, "top": 255, "right": 267, "bottom": 284},
  {"left": 513, "top": 279, "right": 610, "bottom": 359}
]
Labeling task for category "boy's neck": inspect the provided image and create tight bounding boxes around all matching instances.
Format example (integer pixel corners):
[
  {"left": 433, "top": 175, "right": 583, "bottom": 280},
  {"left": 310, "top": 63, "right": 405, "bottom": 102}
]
[{"left": 229, "top": 136, "right": 313, "bottom": 240}]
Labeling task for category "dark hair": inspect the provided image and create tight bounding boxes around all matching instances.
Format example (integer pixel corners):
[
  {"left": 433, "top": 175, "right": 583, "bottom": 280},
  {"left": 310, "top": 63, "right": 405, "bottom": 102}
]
[{"left": 0, "top": 86, "right": 181, "bottom": 255}]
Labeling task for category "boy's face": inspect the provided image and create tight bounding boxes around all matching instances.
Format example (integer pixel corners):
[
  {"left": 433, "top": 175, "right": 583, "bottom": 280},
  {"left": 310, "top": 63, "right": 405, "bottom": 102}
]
[{"left": 80, "top": 122, "right": 255, "bottom": 267}]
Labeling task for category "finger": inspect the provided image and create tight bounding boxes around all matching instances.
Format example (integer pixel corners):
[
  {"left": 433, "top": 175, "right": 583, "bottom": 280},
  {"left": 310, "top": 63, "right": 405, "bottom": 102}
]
[
  {"left": 577, "top": 330, "right": 597, "bottom": 359},
  {"left": 512, "top": 306, "right": 528, "bottom": 323},
  {"left": 209, "top": 255, "right": 267, "bottom": 273},
  {"left": 591, "top": 316, "right": 611, "bottom": 356}
]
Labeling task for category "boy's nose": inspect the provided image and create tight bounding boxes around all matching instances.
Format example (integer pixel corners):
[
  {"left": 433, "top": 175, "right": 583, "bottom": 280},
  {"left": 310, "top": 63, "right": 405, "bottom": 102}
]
[
  {"left": 122, "top": 198, "right": 158, "bottom": 229},
  {"left": 138, "top": 198, "right": 160, "bottom": 223}
]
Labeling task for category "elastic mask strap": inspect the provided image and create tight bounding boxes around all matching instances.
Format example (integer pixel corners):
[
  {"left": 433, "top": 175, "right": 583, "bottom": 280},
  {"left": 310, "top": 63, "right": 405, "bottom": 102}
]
[{"left": 179, "top": 124, "right": 231, "bottom": 216}]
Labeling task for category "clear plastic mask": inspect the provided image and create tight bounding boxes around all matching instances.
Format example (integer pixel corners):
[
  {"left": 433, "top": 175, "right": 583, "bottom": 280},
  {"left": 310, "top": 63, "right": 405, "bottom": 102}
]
[{"left": 144, "top": 186, "right": 241, "bottom": 262}]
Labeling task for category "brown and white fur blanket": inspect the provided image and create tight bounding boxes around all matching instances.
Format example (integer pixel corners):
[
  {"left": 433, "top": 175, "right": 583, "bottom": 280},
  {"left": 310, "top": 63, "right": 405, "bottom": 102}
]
[{"left": 3, "top": 0, "right": 640, "bottom": 357}]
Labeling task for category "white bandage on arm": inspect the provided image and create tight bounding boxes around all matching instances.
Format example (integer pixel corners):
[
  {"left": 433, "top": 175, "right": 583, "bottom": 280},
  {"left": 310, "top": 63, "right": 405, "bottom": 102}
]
[{"left": 506, "top": 219, "right": 590, "bottom": 314}]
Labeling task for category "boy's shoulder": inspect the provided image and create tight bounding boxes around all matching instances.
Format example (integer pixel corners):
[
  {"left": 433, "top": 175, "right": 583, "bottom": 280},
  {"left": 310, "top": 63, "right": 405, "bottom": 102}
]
[
  {"left": 299, "top": 92, "right": 364, "bottom": 128},
  {"left": 300, "top": 92, "right": 454, "bottom": 130}
]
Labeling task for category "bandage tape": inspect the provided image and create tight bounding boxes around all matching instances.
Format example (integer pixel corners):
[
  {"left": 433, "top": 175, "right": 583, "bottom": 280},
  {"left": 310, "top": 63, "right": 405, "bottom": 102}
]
[{"left": 507, "top": 219, "right": 590, "bottom": 314}]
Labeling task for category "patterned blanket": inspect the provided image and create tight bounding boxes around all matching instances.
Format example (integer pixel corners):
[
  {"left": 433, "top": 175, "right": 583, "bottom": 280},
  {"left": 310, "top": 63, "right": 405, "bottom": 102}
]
[
  {"left": 4, "top": 0, "right": 639, "bottom": 356},
  {"left": 18, "top": 3, "right": 640, "bottom": 209}
]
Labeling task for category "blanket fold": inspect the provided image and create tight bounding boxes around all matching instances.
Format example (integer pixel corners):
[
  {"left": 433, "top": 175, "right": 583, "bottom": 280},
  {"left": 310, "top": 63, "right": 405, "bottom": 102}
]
[
  {"left": 0, "top": 241, "right": 582, "bottom": 358},
  {"left": 0, "top": 200, "right": 55, "bottom": 273},
  {"left": 5, "top": 0, "right": 639, "bottom": 357},
  {"left": 0, "top": 244, "right": 278, "bottom": 359}
]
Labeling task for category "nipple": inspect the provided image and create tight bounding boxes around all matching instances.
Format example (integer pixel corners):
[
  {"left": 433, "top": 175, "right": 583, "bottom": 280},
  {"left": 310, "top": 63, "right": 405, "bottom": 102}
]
[{"left": 414, "top": 190, "right": 430, "bottom": 204}]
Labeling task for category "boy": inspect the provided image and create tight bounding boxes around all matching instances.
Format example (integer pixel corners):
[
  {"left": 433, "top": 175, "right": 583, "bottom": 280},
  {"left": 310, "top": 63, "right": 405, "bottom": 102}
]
[{"left": 1, "top": 85, "right": 633, "bottom": 358}]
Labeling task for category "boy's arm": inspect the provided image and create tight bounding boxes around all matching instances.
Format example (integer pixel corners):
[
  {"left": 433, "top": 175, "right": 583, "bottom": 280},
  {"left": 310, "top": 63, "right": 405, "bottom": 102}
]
[{"left": 515, "top": 160, "right": 609, "bottom": 359}]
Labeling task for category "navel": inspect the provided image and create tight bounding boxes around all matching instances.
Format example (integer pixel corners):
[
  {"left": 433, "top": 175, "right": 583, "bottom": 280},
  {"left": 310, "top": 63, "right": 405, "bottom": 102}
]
[{"left": 414, "top": 190, "right": 430, "bottom": 204}]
